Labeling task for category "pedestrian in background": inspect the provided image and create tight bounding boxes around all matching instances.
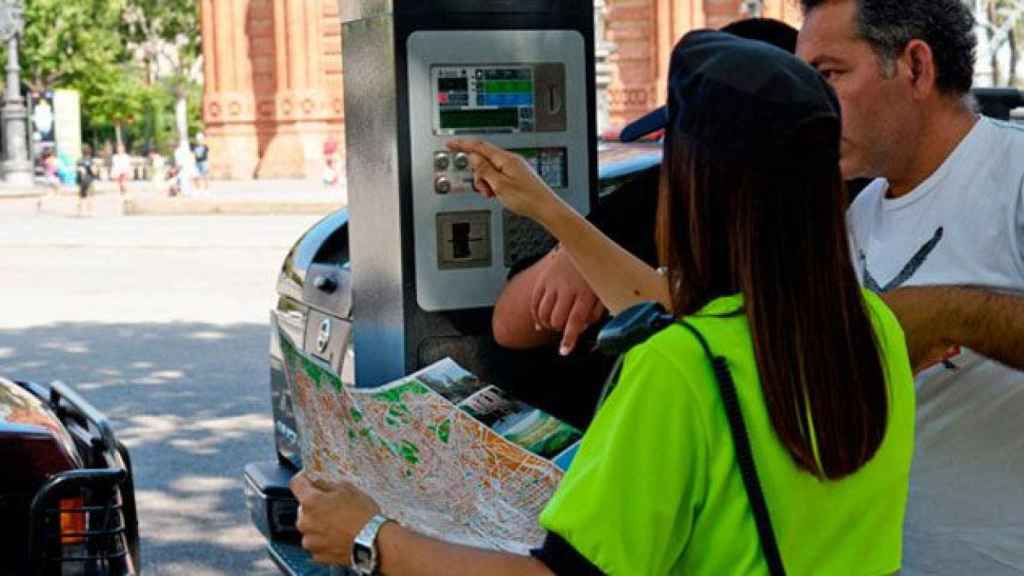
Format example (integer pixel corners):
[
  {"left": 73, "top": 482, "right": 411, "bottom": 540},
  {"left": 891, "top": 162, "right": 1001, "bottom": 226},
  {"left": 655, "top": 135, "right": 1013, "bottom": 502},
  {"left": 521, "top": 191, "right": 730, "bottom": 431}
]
[
  {"left": 173, "top": 141, "right": 197, "bottom": 198},
  {"left": 193, "top": 133, "right": 210, "bottom": 191},
  {"left": 42, "top": 149, "right": 60, "bottom": 192},
  {"left": 322, "top": 137, "right": 342, "bottom": 188},
  {"left": 77, "top": 145, "right": 98, "bottom": 217},
  {"left": 111, "top": 143, "right": 133, "bottom": 196}
]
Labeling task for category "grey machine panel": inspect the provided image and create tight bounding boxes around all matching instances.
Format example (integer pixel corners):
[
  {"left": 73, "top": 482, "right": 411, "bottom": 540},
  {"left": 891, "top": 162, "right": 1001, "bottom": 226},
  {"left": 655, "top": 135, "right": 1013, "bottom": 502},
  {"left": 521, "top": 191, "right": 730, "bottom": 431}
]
[{"left": 407, "top": 30, "right": 590, "bottom": 312}]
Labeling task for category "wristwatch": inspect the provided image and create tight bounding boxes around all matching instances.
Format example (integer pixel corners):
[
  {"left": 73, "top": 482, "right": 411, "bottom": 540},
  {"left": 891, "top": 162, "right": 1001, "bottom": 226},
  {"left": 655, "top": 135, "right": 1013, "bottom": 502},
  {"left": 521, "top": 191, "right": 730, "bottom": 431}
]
[{"left": 351, "top": 514, "right": 393, "bottom": 575}]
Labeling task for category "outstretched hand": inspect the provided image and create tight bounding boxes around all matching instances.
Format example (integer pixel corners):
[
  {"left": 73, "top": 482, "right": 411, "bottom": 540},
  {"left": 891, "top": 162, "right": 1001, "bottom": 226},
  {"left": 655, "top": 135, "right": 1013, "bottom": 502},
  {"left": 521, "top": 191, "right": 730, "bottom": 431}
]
[{"left": 446, "top": 139, "right": 563, "bottom": 224}]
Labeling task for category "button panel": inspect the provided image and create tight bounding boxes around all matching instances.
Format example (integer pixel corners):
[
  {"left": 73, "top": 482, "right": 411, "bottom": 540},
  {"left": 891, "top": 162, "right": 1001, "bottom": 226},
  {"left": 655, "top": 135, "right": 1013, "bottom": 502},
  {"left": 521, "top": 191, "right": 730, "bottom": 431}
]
[{"left": 432, "top": 150, "right": 475, "bottom": 195}]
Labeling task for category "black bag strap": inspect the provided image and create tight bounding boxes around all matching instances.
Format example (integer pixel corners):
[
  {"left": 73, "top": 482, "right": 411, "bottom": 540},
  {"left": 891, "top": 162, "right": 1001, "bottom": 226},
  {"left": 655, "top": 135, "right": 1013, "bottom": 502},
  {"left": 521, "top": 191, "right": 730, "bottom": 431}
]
[{"left": 676, "top": 320, "right": 787, "bottom": 576}]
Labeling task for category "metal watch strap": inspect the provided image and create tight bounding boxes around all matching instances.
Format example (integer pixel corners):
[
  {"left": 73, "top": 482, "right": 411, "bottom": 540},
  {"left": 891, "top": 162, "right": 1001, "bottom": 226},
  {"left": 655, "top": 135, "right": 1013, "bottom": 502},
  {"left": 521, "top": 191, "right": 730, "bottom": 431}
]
[{"left": 351, "top": 513, "right": 393, "bottom": 575}]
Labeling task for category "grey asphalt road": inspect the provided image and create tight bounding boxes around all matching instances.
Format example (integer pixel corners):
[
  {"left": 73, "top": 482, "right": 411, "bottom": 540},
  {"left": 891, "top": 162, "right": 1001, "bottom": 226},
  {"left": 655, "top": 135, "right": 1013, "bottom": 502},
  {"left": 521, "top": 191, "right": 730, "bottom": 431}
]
[{"left": 0, "top": 211, "right": 326, "bottom": 575}]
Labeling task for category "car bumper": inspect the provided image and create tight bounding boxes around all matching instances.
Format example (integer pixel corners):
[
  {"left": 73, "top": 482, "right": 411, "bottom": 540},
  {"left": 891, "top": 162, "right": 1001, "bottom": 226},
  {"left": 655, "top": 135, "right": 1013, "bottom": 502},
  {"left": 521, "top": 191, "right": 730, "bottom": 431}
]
[
  {"left": 243, "top": 461, "right": 355, "bottom": 576},
  {"left": 22, "top": 380, "right": 141, "bottom": 576}
]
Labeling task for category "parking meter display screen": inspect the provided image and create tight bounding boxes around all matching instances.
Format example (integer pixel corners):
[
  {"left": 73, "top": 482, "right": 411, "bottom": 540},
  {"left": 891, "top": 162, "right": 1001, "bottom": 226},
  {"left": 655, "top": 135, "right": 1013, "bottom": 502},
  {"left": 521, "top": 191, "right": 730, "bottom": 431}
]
[{"left": 433, "top": 65, "right": 538, "bottom": 134}]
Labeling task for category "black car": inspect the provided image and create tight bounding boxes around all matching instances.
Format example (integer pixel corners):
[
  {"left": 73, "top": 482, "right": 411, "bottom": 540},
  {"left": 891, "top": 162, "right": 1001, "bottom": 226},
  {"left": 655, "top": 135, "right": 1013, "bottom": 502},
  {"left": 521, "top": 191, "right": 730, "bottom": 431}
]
[{"left": 1, "top": 378, "right": 140, "bottom": 575}]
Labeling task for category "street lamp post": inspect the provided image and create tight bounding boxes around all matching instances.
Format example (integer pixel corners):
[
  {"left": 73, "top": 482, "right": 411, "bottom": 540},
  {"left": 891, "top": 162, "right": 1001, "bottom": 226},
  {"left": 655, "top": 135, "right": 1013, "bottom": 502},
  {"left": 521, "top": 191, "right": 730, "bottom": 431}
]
[{"left": 0, "top": 0, "right": 31, "bottom": 186}]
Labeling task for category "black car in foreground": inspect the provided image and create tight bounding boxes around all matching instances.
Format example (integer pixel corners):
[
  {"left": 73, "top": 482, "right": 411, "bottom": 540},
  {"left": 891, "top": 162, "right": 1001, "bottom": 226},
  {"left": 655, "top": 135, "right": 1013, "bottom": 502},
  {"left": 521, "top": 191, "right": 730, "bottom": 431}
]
[{"left": 1, "top": 378, "right": 140, "bottom": 575}]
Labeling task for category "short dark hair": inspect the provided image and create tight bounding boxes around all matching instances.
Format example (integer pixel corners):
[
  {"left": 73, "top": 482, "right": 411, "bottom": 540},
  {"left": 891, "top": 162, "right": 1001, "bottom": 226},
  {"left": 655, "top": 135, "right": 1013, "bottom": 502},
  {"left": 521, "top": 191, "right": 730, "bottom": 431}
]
[{"left": 801, "top": 0, "right": 977, "bottom": 95}]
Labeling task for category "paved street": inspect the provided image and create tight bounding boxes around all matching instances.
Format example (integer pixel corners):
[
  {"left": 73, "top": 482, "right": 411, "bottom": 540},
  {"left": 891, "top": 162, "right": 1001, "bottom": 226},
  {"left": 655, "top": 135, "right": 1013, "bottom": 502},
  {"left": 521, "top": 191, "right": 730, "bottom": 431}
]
[{"left": 0, "top": 210, "right": 326, "bottom": 574}]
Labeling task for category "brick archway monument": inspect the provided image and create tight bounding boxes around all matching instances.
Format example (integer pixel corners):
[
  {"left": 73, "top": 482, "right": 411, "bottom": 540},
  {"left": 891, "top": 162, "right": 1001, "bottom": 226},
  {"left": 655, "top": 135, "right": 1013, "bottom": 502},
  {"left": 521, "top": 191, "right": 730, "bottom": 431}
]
[
  {"left": 200, "top": 0, "right": 345, "bottom": 180},
  {"left": 200, "top": 1, "right": 800, "bottom": 180},
  {"left": 604, "top": 0, "right": 802, "bottom": 130}
]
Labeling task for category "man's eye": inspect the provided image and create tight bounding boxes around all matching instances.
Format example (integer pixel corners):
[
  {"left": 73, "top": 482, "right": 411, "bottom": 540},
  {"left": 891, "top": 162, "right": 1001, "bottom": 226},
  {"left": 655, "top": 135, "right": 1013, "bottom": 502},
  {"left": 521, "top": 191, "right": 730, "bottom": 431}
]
[{"left": 819, "top": 69, "right": 842, "bottom": 81}]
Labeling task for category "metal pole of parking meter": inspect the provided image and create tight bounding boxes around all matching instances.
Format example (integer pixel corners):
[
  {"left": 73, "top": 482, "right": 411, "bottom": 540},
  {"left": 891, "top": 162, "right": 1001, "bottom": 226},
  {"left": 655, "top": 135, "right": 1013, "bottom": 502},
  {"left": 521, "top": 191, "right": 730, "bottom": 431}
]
[{"left": 341, "top": 1, "right": 598, "bottom": 388}]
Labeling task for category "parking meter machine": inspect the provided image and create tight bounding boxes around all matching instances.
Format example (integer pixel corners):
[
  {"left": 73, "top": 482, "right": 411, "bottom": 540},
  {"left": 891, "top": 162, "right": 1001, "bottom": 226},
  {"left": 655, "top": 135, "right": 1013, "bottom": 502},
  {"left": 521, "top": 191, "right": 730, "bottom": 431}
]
[{"left": 342, "top": 1, "right": 598, "bottom": 387}]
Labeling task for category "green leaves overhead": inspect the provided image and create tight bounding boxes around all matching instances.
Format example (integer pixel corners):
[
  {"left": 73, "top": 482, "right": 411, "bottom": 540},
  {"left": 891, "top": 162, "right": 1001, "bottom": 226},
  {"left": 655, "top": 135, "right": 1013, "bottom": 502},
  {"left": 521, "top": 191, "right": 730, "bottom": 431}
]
[
  {"left": 20, "top": 0, "right": 130, "bottom": 93},
  {"left": 15, "top": 0, "right": 202, "bottom": 151}
]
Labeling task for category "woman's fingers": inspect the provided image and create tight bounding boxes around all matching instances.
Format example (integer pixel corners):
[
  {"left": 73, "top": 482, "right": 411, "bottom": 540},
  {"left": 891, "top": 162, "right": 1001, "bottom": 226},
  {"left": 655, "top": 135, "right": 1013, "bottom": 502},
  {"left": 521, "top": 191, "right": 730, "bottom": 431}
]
[
  {"left": 448, "top": 138, "right": 511, "bottom": 170},
  {"left": 468, "top": 153, "right": 506, "bottom": 198}
]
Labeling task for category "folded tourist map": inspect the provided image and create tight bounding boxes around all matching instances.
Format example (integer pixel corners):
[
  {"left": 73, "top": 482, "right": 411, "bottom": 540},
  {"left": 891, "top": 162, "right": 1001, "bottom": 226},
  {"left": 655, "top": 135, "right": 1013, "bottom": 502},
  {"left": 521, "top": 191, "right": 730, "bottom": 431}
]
[{"left": 279, "top": 330, "right": 581, "bottom": 553}]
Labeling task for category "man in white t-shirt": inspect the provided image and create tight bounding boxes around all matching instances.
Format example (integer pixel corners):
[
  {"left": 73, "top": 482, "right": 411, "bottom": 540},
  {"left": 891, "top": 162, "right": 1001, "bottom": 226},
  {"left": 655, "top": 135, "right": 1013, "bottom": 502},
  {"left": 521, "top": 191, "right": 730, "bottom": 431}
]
[{"left": 799, "top": 0, "right": 1024, "bottom": 572}]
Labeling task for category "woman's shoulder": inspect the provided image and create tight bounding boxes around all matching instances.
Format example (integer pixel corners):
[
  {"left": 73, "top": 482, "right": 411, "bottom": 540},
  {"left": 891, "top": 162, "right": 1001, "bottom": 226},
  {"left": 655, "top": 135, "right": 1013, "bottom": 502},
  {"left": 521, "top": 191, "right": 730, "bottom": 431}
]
[
  {"left": 629, "top": 322, "right": 708, "bottom": 375},
  {"left": 618, "top": 317, "right": 728, "bottom": 413},
  {"left": 861, "top": 289, "right": 908, "bottom": 353}
]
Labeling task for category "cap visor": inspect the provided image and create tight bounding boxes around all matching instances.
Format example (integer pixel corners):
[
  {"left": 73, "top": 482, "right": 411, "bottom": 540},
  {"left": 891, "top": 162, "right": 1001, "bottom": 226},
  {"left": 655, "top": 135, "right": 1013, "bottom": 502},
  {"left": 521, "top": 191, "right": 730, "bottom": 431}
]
[{"left": 619, "top": 106, "right": 668, "bottom": 142}]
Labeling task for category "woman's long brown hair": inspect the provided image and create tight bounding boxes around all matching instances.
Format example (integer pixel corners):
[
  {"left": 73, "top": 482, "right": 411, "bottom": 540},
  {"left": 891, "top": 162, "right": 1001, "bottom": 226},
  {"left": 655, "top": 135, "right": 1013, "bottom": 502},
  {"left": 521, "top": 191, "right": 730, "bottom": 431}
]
[{"left": 656, "top": 120, "right": 888, "bottom": 480}]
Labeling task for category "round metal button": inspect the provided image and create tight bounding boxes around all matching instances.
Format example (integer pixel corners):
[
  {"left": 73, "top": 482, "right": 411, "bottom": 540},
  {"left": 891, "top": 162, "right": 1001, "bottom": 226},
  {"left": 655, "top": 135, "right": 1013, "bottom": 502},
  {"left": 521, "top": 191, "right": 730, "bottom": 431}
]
[
  {"left": 434, "top": 176, "right": 452, "bottom": 194},
  {"left": 434, "top": 152, "right": 450, "bottom": 171}
]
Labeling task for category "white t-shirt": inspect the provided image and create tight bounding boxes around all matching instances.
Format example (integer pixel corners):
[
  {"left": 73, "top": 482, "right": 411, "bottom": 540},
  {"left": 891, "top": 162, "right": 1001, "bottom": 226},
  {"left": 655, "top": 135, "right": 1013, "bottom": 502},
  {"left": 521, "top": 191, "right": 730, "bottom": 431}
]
[
  {"left": 111, "top": 153, "right": 132, "bottom": 178},
  {"left": 848, "top": 116, "right": 1024, "bottom": 575}
]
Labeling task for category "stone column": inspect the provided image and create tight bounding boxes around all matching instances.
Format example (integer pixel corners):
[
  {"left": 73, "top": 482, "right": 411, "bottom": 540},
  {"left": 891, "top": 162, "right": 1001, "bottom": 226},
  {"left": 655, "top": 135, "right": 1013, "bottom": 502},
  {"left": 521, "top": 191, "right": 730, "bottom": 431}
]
[
  {"left": 201, "top": 0, "right": 260, "bottom": 180},
  {"left": 2, "top": 34, "right": 30, "bottom": 185},
  {"left": 255, "top": 0, "right": 333, "bottom": 179},
  {"left": 0, "top": 1, "right": 31, "bottom": 185}
]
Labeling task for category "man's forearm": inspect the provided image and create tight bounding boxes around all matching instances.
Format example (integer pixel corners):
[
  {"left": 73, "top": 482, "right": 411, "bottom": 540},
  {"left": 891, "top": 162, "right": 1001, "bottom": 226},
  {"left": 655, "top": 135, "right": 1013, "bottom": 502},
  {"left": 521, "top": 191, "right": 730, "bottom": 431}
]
[
  {"left": 949, "top": 286, "right": 1024, "bottom": 371},
  {"left": 378, "top": 523, "right": 554, "bottom": 576},
  {"left": 882, "top": 286, "right": 1024, "bottom": 372}
]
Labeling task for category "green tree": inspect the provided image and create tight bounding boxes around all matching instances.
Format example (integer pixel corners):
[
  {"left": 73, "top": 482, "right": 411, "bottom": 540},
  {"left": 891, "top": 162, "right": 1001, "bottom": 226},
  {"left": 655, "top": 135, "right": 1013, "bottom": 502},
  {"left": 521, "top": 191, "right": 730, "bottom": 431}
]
[
  {"left": 81, "top": 64, "right": 149, "bottom": 150},
  {"left": 19, "top": 0, "right": 129, "bottom": 93},
  {"left": 123, "top": 0, "right": 201, "bottom": 148}
]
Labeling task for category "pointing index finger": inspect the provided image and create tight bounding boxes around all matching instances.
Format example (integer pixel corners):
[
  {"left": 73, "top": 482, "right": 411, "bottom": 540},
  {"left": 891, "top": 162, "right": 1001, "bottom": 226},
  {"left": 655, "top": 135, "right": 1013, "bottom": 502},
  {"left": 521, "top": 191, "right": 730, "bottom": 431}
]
[{"left": 448, "top": 139, "right": 509, "bottom": 167}]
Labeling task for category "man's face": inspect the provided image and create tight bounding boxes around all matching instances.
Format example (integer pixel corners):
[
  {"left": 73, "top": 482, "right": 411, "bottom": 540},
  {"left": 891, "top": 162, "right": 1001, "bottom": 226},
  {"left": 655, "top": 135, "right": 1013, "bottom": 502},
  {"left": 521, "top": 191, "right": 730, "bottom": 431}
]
[{"left": 797, "top": 0, "right": 915, "bottom": 180}]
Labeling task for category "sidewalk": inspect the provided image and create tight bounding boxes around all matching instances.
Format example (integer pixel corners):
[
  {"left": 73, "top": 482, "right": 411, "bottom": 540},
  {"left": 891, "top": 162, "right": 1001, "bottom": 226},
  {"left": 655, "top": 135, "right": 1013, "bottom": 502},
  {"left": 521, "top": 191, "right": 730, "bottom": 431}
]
[{"left": 0, "top": 178, "right": 347, "bottom": 217}]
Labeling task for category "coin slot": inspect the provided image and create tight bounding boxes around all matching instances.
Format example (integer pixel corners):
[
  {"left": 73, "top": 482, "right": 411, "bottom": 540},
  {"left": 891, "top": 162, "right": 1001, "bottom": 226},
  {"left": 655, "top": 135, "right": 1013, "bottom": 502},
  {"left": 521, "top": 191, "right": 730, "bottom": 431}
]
[
  {"left": 452, "top": 222, "right": 472, "bottom": 260},
  {"left": 437, "top": 211, "right": 492, "bottom": 270}
]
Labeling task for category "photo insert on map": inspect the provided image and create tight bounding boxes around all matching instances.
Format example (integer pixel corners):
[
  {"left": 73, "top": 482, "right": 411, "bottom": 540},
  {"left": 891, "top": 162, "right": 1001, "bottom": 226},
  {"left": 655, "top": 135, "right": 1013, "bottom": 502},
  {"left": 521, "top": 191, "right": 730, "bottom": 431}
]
[
  {"left": 416, "top": 358, "right": 489, "bottom": 404},
  {"left": 459, "top": 386, "right": 581, "bottom": 460}
]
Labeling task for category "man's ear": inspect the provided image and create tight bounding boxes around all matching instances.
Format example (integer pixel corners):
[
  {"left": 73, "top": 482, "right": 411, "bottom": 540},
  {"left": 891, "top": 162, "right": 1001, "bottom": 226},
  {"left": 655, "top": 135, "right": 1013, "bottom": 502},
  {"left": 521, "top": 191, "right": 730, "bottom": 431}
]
[{"left": 903, "top": 39, "right": 936, "bottom": 100}]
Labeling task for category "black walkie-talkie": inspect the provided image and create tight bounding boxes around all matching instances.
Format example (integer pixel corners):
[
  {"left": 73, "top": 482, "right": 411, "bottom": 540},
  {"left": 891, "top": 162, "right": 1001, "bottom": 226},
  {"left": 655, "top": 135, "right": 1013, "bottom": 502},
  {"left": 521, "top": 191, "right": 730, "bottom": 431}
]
[{"left": 596, "top": 301, "right": 675, "bottom": 357}]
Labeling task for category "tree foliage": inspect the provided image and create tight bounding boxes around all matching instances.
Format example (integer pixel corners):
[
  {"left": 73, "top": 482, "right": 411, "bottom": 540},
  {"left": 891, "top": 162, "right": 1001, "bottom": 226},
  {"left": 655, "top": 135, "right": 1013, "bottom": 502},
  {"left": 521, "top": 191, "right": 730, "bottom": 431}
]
[
  {"left": 20, "top": 0, "right": 130, "bottom": 93},
  {"left": 122, "top": 0, "right": 201, "bottom": 146},
  {"left": 122, "top": 0, "right": 201, "bottom": 104},
  {"left": 13, "top": 0, "right": 203, "bottom": 153}
]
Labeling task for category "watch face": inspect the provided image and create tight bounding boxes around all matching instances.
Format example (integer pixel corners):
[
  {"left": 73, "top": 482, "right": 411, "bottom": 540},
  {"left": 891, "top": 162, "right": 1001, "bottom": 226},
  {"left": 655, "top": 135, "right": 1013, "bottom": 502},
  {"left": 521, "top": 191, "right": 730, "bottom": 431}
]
[{"left": 354, "top": 543, "right": 373, "bottom": 568}]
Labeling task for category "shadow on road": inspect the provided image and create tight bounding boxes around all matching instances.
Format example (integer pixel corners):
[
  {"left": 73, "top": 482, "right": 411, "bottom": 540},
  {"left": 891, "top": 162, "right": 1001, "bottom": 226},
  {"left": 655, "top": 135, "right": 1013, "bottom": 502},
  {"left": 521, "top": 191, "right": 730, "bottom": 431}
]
[{"left": 0, "top": 321, "right": 280, "bottom": 575}]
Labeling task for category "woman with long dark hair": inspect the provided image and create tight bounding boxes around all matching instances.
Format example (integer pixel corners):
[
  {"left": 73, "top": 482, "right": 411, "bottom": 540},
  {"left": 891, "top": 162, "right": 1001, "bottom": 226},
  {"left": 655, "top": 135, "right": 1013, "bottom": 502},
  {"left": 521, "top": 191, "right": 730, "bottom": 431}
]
[{"left": 291, "top": 30, "right": 914, "bottom": 575}]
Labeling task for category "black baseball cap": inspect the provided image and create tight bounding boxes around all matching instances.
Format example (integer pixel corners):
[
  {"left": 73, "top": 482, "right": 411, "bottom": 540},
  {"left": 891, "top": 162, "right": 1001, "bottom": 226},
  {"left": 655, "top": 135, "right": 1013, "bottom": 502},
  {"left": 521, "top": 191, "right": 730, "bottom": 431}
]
[
  {"left": 662, "top": 29, "right": 840, "bottom": 160},
  {"left": 619, "top": 18, "right": 800, "bottom": 143}
]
